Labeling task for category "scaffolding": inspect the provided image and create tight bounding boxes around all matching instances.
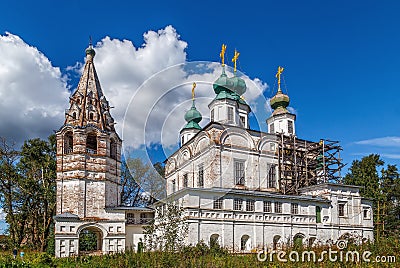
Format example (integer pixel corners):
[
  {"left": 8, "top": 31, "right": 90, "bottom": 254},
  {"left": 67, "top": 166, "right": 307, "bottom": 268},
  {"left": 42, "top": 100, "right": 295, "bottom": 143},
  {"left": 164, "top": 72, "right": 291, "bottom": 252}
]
[{"left": 277, "top": 133, "right": 345, "bottom": 195}]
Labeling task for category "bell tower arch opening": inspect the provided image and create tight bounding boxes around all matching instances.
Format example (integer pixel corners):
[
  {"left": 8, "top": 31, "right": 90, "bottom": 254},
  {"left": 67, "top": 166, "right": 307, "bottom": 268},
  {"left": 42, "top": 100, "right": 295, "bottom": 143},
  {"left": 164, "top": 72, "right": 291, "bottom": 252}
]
[
  {"left": 64, "top": 131, "right": 73, "bottom": 154},
  {"left": 86, "top": 132, "right": 97, "bottom": 154}
]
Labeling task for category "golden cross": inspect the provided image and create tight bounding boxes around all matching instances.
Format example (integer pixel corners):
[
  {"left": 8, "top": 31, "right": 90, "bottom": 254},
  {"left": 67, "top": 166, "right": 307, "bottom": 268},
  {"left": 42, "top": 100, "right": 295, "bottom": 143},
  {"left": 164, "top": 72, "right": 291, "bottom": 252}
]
[
  {"left": 191, "top": 82, "right": 196, "bottom": 100},
  {"left": 276, "top": 66, "right": 284, "bottom": 91},
  {"left": 220, "top": 44, "right": 227, "bottom": 66},
  {"left": 232, "top": 49, "right": 240, "bottom": 73}
]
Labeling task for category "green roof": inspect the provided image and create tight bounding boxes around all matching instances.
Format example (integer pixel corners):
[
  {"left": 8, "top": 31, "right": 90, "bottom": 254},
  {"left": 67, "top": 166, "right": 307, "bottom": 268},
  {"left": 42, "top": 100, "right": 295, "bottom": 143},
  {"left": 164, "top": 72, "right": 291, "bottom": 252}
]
[{"left": 182, "top": 121, "right": 202, "bottom": 130}]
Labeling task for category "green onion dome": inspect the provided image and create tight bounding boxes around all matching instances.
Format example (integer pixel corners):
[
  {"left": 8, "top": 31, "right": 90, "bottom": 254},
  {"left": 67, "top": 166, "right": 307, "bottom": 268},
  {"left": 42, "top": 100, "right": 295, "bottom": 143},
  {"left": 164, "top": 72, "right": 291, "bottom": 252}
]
[
  {"left": 229, "top": 76, "right": 246, "bottom": 96},
  {"left": 270, "top": 90, "right": 290, "bottom": 115},
  {"left": 184, "top": 102, "right": 202, "bottom": 123},
  {"left": 213, "top": 67, "right": 233, "bottom": 94}
]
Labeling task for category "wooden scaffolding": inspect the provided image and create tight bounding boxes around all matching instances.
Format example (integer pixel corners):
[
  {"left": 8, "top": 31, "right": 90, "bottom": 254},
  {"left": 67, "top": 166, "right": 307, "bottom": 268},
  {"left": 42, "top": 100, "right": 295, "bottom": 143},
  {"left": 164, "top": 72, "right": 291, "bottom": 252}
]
[{"left": 277, "top": 133, "right": 345, "bottom": 195}]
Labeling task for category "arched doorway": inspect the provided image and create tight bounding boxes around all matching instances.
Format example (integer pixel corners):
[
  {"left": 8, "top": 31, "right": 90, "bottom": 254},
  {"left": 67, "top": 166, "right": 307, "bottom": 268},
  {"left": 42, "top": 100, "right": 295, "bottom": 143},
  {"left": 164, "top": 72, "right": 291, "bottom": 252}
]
[
  {"left": 79, "top": 226, "right": 103, "bottom": 255},
  {"left": 293, "top": 233, "right": 305, "bottom": 249},
  {"left": 240, "top": 235, "right": 251, "bottom": 251},
  {"left": 210, "top": 234, "right": 220, "bottom": 248},
  {"left": 273, "top": 235, "right": 281, "bottom": 250}
]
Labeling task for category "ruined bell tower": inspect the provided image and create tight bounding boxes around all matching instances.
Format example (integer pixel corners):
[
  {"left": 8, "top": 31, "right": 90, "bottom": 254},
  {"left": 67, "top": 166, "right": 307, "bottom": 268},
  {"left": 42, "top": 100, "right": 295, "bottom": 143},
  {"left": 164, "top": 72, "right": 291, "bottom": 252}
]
[{"left": 55, "top": 44, "right": 122, "bottom": 219}]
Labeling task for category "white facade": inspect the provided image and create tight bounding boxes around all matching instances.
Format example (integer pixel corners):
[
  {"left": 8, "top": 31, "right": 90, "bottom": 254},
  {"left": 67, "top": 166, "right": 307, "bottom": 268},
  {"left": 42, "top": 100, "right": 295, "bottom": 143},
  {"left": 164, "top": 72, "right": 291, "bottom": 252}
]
[
  {"left": 163, "top": 121, "right": 373, "bottom": 251},
  {"left": 267, "top": 113, "right": 296, "bottom": 136},
  {"left": 161, "top": 66, "right": 373, "bottom": 251},
  {"left": 209, "top": 98, "right": 250, "bottom": 129}
]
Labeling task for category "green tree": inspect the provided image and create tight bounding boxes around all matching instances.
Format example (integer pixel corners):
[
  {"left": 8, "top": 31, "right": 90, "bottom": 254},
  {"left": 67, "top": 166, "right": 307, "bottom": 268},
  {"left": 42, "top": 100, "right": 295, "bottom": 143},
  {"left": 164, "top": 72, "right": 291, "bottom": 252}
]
[
  {"left": 121, "top": 156, "right": 166, "bottom": 206},
  {"left": 16, "top": 135, "right": 56, "bottom": 251},
  {"left": 79, "top": 230, "right": 98, "bottom": 252},
  {"left": 343, "top": 154, "right": 384, "bottom": 200},
  {"left": 381, "top": 164, "right": 400, "bottom": 238},
  {"left": 144, "top": 200, "right": 188, "bottom": 252},
  {"left": 0, "top": 135, "right": 56, "bottom": 251},
  {"left": 0, "top": 137, "right": 21, "bottom": 247}
]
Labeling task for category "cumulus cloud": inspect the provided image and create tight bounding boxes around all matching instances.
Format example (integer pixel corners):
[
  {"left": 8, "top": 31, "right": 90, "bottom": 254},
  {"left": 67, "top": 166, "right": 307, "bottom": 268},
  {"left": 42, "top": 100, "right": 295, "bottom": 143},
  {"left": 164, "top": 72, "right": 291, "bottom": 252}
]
[
  {"left": 71, "top": 26, "right": 269, "bottom": 153},
  {"left": 0, "top": 26, "right": 269, "bottom": 155},
  {"left": 0, "top": 32, "right": 69, "bottom": 144}
]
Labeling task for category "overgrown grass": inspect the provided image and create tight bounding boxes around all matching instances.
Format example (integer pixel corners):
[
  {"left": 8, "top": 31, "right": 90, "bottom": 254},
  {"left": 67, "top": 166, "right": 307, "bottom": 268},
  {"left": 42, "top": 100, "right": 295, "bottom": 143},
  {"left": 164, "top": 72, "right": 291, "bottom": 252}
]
[{"left": 0, "top": 238, "right": 399, "bottom": 267}]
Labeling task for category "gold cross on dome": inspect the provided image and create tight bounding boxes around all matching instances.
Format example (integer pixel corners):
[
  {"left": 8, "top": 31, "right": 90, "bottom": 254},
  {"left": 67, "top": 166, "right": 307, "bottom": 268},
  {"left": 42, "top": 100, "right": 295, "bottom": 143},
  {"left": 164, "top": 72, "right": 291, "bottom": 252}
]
[
  {"left": 276, "top": 66, "right": 284, "bottom": 92},
  {"left": 220, "top": 44, "right": 227, "bottom": 66},
  {"left": 232, "top": 49, "right": 240, "bottom": 73},
  {"left": 191, "top": 82, "right": 196, "bottom": 100}
]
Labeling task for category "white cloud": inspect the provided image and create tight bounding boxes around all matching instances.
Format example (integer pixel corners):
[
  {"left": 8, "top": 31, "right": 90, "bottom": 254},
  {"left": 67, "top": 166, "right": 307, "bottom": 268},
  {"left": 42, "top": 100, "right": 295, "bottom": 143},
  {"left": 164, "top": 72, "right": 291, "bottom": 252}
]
[
  {"left": 355, "top": 136, "right": 400, "bottom": 147},
  {"left": 72, "top": 26, "right": 269, "bottom": 153},
  {"left": 0, "top": 26, "right": 269, "bottom": 154},
  {"left": 0, "top": 32, "right": 70, "bottom": 144},
  {"left": 381, "top": 153, "right": 400, "bottom": 159}
]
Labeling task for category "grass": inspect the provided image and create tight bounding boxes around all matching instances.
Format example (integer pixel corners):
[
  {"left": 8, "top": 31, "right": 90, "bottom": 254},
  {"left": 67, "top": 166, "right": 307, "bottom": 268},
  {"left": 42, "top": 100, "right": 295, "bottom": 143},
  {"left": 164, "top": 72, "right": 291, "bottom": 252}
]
[{"left": 0, "top": 239, "right": 399, "bottom": 267}]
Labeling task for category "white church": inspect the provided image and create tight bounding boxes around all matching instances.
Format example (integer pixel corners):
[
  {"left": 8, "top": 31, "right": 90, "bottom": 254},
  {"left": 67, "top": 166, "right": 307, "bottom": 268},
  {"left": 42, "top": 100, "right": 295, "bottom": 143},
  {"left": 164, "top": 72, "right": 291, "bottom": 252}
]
[{"left": 54, "top": 44, "right": 373, "bottom": 257}]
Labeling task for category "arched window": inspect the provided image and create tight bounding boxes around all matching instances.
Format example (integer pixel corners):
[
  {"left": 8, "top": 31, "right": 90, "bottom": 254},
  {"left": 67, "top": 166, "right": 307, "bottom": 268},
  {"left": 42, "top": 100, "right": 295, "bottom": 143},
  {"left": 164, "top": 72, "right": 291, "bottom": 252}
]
[
  {"left": 86, "top": 133, "right": 97, "bottom": 154},
  {"left": 240, "top": 235, "right": 250, "bottom": 251},
  {"left": 89, "top": 113, "right": 94, "bottom": 121},
  {"left": 273, "top": 235, "right": 281, "bottom": 250},
  {"left": 293, "top": 233, "right": 304, "bottom": 249},
  {"left": 210, "top": 234, "right": 219, "bottom": 247},
  {"left": 110, "top": 139, "right": 117, "bottom": 160},
  {"left": 267, "top": 164, "right": 276, "bottom": 188},
  {"left": 72, "top": 112, "right": 77, "bottom": 120},
  {"left": 64, "top": 131, "right": 73, "bottom": 154}
]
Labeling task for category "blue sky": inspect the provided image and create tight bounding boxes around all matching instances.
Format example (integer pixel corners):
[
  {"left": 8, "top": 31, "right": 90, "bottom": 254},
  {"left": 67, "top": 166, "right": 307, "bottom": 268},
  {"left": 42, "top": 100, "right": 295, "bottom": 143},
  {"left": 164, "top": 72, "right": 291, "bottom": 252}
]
[{"left": 0, "top": 1, "right": 399, "bottom": 169}]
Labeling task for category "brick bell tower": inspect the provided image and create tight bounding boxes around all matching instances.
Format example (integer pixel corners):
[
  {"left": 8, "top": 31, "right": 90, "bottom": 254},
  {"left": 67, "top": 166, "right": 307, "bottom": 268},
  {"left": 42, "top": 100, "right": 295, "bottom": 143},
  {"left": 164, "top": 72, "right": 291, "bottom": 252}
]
[{"left": 55, "top": 43, "right": 121, "bottom": 219}]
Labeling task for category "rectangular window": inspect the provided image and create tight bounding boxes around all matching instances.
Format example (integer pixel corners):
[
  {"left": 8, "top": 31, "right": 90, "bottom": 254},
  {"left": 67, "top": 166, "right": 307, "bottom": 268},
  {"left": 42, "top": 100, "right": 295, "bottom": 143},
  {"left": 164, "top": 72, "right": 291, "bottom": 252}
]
[
  {"left": 274, "top": 202, "right": 282, "bottom": 213},
  {"left": 267, "top": 164, "right": 276, "bottom": 188},
  {"left": 198, "top": 165, "right": 204, "bottom": 187},
  {"left": 288, "top": 120, "right": 293, "bottom": 134},
  {"left": 338, "top": 203, "right": 346, "bottom": 217},
  {"left": 211, "top": 109, "right": 214, "bottom": 121},
  {"left": 264, "top": 201, "right": 272, "bottom": 213},
  {"left": 213, "top": 197, "right": 223, "bottom": 210},
  {"left": 234, "top": 160, "right": 245, "bottom": 185},
  {"left": 183, "top": 174, "right": 188, "bottom": 188},
  {"left": 246, "top": 199, "right": 255, "bottom": 211},
  {"left": 234, "top": 199, "right": 243, "bottom": 211},
  {"left": 270, "top": 123, "right": 275, "bottom": 133},
  {"left": 240, "top": 116, "right": 246, "bottom": 127},
  {"left": 228, "top": 107, "right": 234, "bottom": 122},
  {"left": 291, "top": 203, "right": 298, "bottom": 214},
  {"left": 363, "top": 207, "right": 370, "bottom": 219},
  {"left": 316, "top": 206, "right": 321, "bottom": 223},
  {"left": 126, "top": 213, "right": 135, "bottom": 224}
]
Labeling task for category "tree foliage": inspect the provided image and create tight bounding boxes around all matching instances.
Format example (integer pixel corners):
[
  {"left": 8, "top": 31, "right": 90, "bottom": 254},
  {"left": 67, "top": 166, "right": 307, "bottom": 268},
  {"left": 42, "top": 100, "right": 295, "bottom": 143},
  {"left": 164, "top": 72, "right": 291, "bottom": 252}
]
[
  {"left": 144, "top": 200, "right": 188, "bottom": 252},
  {"left": 344, "top": 154, "right": 400, "bottom": 239},
  {"left": 120, "top": 156, "right": 165, "bottom": 206},
  {"left": 0, "top": 135, "right": 56, "bottom": 251}
]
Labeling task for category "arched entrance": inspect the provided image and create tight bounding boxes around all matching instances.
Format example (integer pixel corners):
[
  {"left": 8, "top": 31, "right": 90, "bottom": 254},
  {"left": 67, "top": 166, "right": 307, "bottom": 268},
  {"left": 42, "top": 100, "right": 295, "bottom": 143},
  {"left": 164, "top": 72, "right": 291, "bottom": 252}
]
[
  {"left": 210, "top": 234, "right": 220, "bottom": 247},
  {"left": 273, "top": 235, "right": 281, "bottom": 250},
  {"left": 293, "top": 233, "right": 305, "bottom": 249},
  {"left": 79, "top": 226, "right": 103, "bottom": 255},
  {"left": 240, "top": 235, "right": 251, "bottom": 251}
]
